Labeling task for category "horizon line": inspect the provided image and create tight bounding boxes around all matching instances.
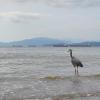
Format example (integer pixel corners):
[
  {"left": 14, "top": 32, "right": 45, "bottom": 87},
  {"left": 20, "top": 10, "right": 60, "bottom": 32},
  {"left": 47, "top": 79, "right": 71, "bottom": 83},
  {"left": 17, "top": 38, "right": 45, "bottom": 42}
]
[{"left": 0, "top": 37, "right": 100, "bottom": 43}]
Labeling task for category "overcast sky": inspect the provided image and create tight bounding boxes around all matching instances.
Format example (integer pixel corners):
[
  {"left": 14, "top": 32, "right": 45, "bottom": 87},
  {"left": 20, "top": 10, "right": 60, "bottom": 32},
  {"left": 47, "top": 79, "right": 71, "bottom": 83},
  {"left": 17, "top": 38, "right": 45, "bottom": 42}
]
[{"left": 0, "top": 0, "right": 100, "bottom": 42}]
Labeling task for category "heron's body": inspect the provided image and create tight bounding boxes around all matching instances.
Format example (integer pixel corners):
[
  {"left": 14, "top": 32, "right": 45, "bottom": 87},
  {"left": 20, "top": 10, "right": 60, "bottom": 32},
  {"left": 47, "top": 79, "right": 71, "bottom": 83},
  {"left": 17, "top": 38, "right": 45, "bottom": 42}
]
[
  {"left": 71, "top": 56, "right": 83, "bottom": 68},
  {"left": 68, "top": 49, "right": 83, "bottom": 74}
]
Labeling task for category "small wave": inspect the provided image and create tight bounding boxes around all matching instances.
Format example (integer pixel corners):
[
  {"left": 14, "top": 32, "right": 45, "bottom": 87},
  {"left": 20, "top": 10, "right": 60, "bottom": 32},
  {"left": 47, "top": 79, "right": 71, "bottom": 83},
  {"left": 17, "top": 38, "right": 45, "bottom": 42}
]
[
  {"left": 6, "top": 91, "right": 100, "bottom": 100},
  {"left": 80, "top": 74, "right": 100, "bottom": 79},
  {"left": 40, "top": 73, "right": 100, "bottom": 81},
  {"left": 52, "top": 91, "right": 100, "bottom": 100},
  {"left": 40, "top": 76, "right": 72, "bottom": 80}
]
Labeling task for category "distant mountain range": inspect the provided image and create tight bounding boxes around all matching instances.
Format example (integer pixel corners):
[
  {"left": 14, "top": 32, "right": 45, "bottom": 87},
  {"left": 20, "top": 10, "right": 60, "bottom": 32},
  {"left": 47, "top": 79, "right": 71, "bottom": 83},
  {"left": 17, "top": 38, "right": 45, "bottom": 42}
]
[
  {"left": 0, "top": 38, "right": 66, "bottom": 47},
  {"left": 0, "top": 37, "right": 100, "bottom": 47},
  {"left": 73, "top": 41, "right": 100, "bottom": 47}
]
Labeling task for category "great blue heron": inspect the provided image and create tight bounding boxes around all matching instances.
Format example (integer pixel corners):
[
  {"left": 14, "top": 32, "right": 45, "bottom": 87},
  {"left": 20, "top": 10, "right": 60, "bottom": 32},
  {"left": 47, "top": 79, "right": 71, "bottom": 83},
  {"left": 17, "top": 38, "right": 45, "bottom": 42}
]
[{"left": 68, "top": 49, "right": 83, "bottom": 74}]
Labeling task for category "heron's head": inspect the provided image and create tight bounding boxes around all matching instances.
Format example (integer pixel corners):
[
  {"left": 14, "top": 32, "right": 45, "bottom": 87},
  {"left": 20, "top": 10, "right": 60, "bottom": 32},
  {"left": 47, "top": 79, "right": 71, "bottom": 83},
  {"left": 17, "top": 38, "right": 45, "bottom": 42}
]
[{"left": 68, "top": 49, "right": 72, "bottom": 52}]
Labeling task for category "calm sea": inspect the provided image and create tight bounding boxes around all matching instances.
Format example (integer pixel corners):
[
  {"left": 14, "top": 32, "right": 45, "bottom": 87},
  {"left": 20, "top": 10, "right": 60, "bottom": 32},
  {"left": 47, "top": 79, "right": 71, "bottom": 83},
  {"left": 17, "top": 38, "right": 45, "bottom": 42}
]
[{"left": 0, "top": 47, "right": 100, "bottom": 100}]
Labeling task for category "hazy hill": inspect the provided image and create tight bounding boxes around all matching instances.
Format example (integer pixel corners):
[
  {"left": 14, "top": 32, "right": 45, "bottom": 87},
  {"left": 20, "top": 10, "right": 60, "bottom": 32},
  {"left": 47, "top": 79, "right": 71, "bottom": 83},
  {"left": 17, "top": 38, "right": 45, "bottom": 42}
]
[
  {"left": 9, "top": 37, "right": 66, "bottom": 46},
  {"left": 0, "top": 38, "right": 100, "bottom": 47},
  {"left": 74, "top": 41, "right": 100, "bottom": 47}
]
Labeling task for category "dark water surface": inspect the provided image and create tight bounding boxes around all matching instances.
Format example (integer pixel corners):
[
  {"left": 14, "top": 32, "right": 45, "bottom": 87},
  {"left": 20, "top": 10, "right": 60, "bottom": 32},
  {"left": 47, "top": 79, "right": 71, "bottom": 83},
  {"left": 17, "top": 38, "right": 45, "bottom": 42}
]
[{"left": 0, "top": 47, "right": 100, "bottom": 100}]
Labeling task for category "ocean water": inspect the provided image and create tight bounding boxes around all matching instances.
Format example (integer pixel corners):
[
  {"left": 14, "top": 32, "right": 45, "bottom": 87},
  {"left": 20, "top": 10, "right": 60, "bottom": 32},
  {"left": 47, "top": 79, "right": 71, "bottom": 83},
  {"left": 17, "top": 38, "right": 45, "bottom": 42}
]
[{"left": 0, "top": 47, "right": 100, "bottom": 100}]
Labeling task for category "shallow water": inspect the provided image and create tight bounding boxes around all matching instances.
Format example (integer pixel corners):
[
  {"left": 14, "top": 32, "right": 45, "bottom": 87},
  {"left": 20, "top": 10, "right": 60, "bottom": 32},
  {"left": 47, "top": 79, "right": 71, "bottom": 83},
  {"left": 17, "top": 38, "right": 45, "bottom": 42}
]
[{"left": 0, "top": 47, "right": 100, "bottom": 100}]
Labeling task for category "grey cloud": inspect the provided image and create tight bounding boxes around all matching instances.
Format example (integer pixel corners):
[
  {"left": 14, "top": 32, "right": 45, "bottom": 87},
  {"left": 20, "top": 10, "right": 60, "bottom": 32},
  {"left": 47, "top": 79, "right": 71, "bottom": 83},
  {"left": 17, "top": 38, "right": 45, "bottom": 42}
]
[
  {"left": 45, "top": 0, "right": 100, "bottom": 8},
  {"left": 0, "top": 12, "right": 47, "bottom": 23},
  {"left": 14, "top": 0, "right": 100, "bottom": 8},
  {"left": 1, "top": 0, "right": 100, "bottom": 8}
]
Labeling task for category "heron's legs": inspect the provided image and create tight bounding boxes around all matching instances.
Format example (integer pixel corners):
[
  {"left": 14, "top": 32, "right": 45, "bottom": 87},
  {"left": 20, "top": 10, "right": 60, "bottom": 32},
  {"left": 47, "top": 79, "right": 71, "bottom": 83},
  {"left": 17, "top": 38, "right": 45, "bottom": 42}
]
[
  {"left": 74, "top": 66, "right": 79, "bottom": 75},
  {"left": 77, "top": 66, "right": 79, "bottom": 74},
  {"left": 75, "top": 67, "right": 77, "bottom": 74}
]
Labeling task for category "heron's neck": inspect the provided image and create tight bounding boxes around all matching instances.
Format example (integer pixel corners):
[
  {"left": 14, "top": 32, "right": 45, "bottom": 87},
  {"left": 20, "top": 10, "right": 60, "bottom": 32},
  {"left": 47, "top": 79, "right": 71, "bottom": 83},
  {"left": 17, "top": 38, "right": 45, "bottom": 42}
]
[{"left": 70, "top": 51, "right": 73, "bottom": 58}]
